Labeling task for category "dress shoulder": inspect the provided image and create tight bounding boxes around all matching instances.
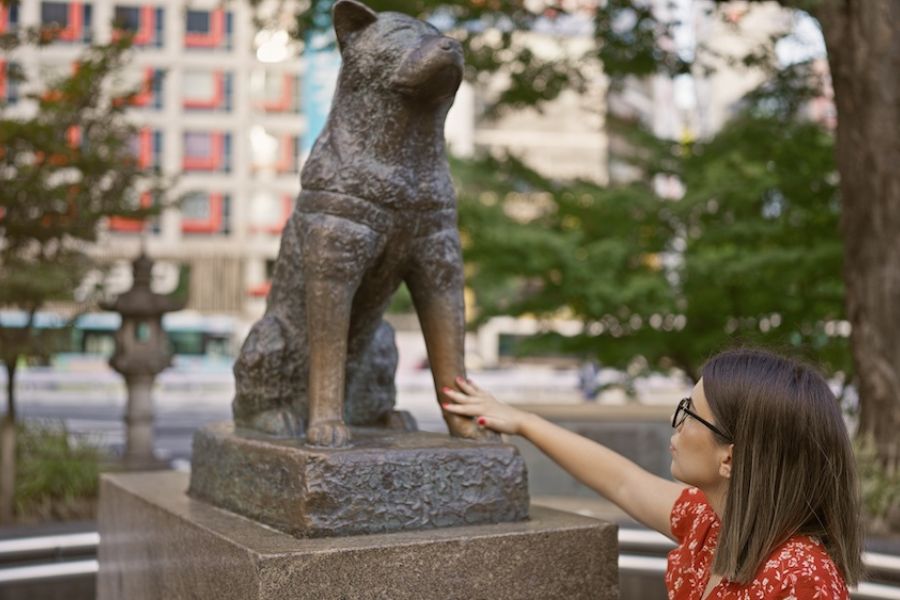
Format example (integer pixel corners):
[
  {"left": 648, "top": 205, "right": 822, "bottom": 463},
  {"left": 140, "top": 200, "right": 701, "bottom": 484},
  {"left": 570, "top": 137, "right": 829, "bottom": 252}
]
[
  {"left": 670, "top": 487, "right": 713, "bottom": 543},
  {"left": 758, "top": 536, "right": 849, "bottom": 599}
]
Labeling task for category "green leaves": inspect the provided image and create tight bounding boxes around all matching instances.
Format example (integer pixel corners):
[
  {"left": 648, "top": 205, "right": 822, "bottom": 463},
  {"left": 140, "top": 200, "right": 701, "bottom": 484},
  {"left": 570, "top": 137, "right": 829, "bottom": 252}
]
[{"left": 455, "top": 101, "right": 846, "bottom": 379}]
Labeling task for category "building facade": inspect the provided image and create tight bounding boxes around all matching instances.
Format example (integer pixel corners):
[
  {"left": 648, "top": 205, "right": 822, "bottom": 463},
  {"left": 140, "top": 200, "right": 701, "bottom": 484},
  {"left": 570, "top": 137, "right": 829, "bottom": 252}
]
[{"left": 3, "top": 0, "right": 305, "bottom": 324}]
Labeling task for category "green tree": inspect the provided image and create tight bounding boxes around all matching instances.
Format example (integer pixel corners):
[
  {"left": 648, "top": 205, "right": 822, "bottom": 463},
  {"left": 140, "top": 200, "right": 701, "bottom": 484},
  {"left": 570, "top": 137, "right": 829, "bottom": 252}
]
[
  {"left": 0, "top": 30, "right": 163, "bottom": 523},
  {"left": 454, "top": 93, "right": 846, "bottom": 383}
]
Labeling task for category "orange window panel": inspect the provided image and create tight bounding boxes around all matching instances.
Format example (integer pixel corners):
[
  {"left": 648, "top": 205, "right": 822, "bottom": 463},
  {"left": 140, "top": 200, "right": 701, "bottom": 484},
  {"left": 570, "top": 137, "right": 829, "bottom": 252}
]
[
  {"left": 56, "top": 2, "right": 84, "bottom": 42},
  {"left": 184, "top": 9, "right": 223, "bottom": 48},
  {"left": 182, "top": 133, "right": 223, "bottom": 171},
  {"left": 181, "top": 193, "right": 223, "bottom": 234},
  {"left": 109, "top": 191, "right": 153, "bottom": 233},
  {"left": 183, "top": 72, "right": 224, "bottom": 109}
]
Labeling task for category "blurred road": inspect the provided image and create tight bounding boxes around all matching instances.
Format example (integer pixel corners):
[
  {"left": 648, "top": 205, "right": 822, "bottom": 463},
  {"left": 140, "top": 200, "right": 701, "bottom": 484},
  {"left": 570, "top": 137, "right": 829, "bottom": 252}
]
[{"left": 2, "top": 345, "right": 687, "bottom": 466}]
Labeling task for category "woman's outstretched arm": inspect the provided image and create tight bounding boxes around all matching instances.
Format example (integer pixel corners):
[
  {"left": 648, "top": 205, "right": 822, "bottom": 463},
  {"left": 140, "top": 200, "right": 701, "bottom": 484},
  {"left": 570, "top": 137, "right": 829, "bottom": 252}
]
[{"left": 442, "top": 377, "right": 685, "bottom": 538}]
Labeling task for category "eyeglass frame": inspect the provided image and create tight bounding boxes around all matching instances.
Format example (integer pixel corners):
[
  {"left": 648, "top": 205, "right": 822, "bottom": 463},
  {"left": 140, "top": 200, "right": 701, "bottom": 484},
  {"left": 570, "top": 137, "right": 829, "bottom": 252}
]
[{"left": 672, "top": 397, "right": 732, "bottom": 443}]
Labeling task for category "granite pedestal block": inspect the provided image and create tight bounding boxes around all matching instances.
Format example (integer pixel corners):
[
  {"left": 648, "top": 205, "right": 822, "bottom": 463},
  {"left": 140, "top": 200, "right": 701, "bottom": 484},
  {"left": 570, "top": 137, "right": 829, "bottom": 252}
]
[
  {"left": 189, "top": 422, "right": 530, "bottom": 537},
  {"left": 98, "top": 471, "right": 618, "bottom": 600}
]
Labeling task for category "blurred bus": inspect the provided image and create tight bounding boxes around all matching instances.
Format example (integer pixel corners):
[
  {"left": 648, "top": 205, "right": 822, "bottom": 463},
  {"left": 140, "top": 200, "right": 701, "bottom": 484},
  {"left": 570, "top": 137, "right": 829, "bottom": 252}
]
[{"left": 0, "top": 310, "right": 237, "bottom": 372}]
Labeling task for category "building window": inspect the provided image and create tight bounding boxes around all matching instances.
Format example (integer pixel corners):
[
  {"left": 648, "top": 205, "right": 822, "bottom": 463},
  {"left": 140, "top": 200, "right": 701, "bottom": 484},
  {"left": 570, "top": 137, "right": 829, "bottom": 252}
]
[
  {"left": 250, "top": 128, "right": 300, "bottom": 174},
  {"left": 253, "top": 72, "right": 301, "bottom": 114},
  {"left": 113, "top": 5, "right": 164, "bottom": 48},
  {"left": 249, "top": 192, "right": 293, "bottom": 235},
  {"left": 184, "top": 9, "right": 232, "bottom": 50},
  {"left": 0, "top": 3, "right": 20, "bottom": 33},
  {"left": 0, "top": 61, "right": 19, "bottom": 104},
  {"left": 182, "top": 131, "right": 231, "bottom": 173},
  {"left": 181, "top": 192, "right": 229, "bottom": 235},
  {"left": 41, "top": 2, "right": 92, "bottom": 43},
  {"left": 115, "top": 67, "right": 163, "bottom": 109},
  {"left": 182, "top": 70, "right": 232, "bottom": 111},
  {"left": 108, "top": 191, "right": 156, "bottom": 233},
  {"left": 130, "top": 128, "right": 162, "bottom": 171}
]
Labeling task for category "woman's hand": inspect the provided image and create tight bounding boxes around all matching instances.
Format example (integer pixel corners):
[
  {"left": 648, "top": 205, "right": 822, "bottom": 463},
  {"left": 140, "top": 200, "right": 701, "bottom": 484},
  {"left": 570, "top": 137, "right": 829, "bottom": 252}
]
[{"left": 441, "top": 376, "right": 533, "bottom": 436}]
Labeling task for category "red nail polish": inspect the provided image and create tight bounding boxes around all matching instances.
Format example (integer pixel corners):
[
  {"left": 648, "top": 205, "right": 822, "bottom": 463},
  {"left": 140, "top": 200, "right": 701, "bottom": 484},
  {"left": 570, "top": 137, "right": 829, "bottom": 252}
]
[{"left": 477, "top": 417, "right": 486, "bottom": 426}]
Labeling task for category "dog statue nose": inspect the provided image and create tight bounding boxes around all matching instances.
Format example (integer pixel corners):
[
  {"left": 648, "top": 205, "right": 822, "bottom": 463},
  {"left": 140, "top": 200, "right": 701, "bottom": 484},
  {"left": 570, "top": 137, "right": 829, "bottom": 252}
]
[{"left": 440, "top": 38, "right": 454, "bottom": 51}]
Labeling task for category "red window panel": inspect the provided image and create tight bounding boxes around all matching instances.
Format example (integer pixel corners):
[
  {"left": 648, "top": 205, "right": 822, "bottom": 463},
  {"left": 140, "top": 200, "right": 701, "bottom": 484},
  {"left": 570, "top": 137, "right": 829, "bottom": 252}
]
[
  {"left": 111, "top": 68, "right": 155, "bottom": 107},
  {"left": 182, "top": 132, "right": 223, "bottom": 171},
  {"left": 132, "top": 68, "right": 157, "bottom": 107},
  {"left": 275, "top": 135, "right": 296, "bottom": 173},
  {"left": 248, "top": 281, "right": 271, "bottom": 298},
  {"left": 260, "top": 74, "right": 293, "bottom": 112},
  {"left": 183, "top": 72, "right": 224, "bottom": 109},
  {"left": 108, "top": 191, "right": 153, "bottom": 232},
  {"left": 0, "top": 6, "right": 9, "bottom": 34},
  {"left": 130, "top": 128, "right": 154, "bottom": 169},
  {"left": 67, "top": 125, "right": 81, "bottom": 147},
  {"left": 132, "top": 6, "right": 155, "bottom": 45},
  {"left": 181, "top": 193, "right": 224, "bottom": 234},
  {"left": 56, "top": 2, "right": 85, "bottom": 42},
  {"left": 112, "top": 5, "right": 155, "bottom": 45},
  {"left": 184, "top": 9, "right": 224, "bottom": 48},
  {"left": 0, "top": 61, "right": 6, "bottom": 100}
]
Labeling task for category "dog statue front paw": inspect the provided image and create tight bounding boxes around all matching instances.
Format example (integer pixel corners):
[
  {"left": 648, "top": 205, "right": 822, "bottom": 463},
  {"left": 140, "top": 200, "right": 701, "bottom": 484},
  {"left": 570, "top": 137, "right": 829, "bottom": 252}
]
[
  {"left": 307, "top": 419, "right": 352, "bottom": 447},
  {"left": 450, "top": 418, "right": 501, "bottom": 443}
]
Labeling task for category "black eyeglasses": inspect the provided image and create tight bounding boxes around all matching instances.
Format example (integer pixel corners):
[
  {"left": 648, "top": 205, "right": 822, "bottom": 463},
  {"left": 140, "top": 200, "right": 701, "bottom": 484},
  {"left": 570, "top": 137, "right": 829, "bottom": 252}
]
[{"left": 672, "top": 397, "right": 732, "bottom": 442}]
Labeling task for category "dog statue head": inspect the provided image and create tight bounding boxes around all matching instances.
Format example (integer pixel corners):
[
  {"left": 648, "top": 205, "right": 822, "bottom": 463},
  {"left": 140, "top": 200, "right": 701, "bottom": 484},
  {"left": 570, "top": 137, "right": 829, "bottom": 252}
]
[{"left": 332, "top": 0, "right": 464, "bottom": 104}]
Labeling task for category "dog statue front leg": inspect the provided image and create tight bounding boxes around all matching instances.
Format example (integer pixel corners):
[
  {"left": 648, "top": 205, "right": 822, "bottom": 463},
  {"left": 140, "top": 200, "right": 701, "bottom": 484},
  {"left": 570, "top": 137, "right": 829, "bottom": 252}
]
[
  {"left": 305, "top": 277, "right": 354, "bottom": 447},
  {"left": 407, "top": 229, "right": 500, "bottom": 442}
]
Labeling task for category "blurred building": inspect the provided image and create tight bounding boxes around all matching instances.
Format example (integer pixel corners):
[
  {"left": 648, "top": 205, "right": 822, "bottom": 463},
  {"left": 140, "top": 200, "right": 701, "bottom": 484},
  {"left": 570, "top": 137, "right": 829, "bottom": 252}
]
[{"left": 2, "top": 0, "right": 303, "bottom": 323}]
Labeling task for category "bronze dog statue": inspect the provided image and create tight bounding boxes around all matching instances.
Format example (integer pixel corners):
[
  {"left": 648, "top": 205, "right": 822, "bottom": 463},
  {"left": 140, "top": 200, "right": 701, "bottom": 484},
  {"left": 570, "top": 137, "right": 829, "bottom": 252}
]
[{"left": 233, "top": 0, "right": 497, "bottom": 447}]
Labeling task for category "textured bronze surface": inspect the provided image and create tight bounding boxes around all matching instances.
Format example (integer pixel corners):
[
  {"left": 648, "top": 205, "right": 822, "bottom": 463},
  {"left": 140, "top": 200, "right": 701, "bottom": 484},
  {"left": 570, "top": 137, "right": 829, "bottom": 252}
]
[
  {"left": 188, "top": 422, "right": 529, "bottom": 537},
  {"left": 232, "top": 0, "right": 497, "bottom": 447},
  {"left": 99, "top": 471, "right": 619, "bottom": 600}
]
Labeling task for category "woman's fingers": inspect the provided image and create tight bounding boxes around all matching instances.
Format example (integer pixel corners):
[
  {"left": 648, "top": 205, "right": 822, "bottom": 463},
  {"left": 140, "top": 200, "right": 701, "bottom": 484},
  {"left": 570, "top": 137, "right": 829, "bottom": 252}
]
[
  {"left": 454, "top": 376, "right": 481, "bottom": 395},
  {"left": 441, "top": 402, "right": 481, "bottom": 417},
  {"left": 441, "top": 387, "right": 477, "bottom": 404}
]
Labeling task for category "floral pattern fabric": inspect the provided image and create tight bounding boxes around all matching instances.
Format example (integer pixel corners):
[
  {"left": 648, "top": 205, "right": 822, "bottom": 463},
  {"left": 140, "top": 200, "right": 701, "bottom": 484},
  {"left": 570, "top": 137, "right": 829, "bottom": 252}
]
[{"left": 665, "top": 487, "right": 848, "bottom": 599}]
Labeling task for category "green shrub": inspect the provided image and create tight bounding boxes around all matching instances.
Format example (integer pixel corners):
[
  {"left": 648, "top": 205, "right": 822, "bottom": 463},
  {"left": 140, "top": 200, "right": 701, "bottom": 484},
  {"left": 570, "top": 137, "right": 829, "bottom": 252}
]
[{"left": 15, "top": 420, "right": 105, "bottom": 522}]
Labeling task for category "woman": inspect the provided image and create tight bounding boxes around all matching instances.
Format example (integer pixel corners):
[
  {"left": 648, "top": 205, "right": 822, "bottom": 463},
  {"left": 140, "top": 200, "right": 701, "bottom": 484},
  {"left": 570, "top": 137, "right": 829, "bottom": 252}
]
[{"left": 441, "top": 348, "right": 862, "bottom": 599}]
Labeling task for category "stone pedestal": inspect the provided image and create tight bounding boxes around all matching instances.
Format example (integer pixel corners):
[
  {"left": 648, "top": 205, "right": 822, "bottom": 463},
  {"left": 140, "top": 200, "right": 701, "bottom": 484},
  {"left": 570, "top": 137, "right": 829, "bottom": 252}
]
[
  {"left": 98, "top": 471, "right": 618, "bottom": 600},
  {"left": 189, "top": 422, "right": 530, "bottom": 537}
]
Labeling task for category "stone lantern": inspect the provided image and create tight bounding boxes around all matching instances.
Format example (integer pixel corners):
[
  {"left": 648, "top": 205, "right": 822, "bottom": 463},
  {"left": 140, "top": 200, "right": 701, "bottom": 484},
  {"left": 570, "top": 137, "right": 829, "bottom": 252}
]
[{"left": 102, "top": 253, "right": 186, "bottom": 469}]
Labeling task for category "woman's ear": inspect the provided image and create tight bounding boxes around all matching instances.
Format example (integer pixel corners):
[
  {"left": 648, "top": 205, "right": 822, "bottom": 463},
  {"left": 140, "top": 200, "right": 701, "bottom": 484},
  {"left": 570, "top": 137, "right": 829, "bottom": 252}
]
[{"left": 719, "top": 444, "right": 734, "bottom": 479}]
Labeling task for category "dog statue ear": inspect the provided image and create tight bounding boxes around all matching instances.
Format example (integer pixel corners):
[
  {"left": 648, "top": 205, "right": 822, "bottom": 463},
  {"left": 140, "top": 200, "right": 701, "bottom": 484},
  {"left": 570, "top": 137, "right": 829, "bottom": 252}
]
[{"left": 332, "top": 0, "right": 378, "bottom": 52}]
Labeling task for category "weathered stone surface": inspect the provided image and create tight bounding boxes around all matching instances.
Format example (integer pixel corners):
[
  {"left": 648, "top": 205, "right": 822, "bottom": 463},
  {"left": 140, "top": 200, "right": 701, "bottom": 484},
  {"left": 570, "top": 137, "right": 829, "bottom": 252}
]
[
  {"left": 188, "top": 422, "right": 529, "bottom": 537},
  {"left": 98, "top": 471, "right": 619, "bottom": 600}
]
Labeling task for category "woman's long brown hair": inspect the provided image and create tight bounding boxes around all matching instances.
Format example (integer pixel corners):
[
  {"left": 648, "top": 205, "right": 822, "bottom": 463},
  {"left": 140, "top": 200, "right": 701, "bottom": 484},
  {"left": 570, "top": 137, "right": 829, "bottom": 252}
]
[{"left": 702, "top": 348, "right": 863, "bottom": 585}]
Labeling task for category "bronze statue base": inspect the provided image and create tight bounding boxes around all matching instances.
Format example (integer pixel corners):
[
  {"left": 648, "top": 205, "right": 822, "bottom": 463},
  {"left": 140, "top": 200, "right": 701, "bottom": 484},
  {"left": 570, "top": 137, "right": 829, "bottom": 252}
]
[
  {"left": 98, "top": 471, "right": 618, "bottom": 600},
  {"left": 188, "top": 421, "right": 529, "bottom": 538}
]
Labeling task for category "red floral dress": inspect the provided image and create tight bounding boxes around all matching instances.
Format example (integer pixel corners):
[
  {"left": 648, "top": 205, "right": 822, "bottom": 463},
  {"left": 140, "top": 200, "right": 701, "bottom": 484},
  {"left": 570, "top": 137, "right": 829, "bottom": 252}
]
[{"left": 665, "top": 487, "right": 848, "bottom": 599}]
